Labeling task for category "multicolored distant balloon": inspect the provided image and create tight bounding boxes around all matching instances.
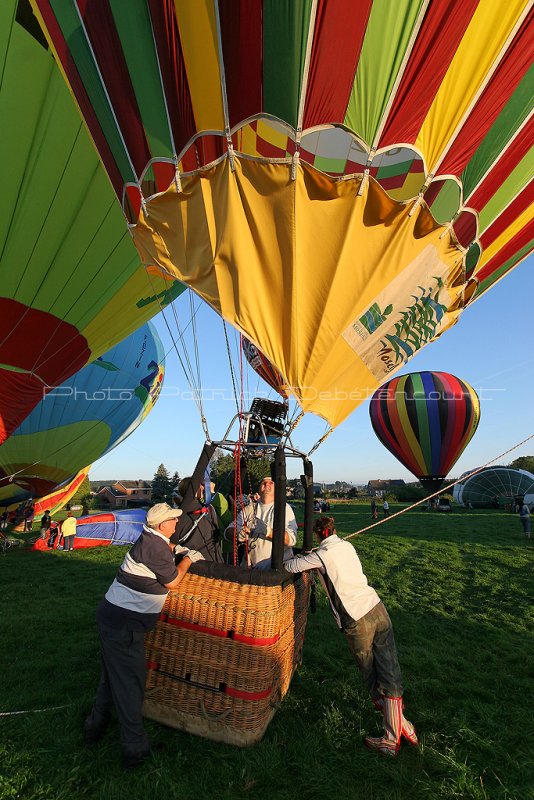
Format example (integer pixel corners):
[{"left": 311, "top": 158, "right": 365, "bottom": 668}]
[
  {"left": 0, "top": 322, "right": 164, "bottom": 507},
  {"left": 0, "top": 4, "right": 184, "bottom": 444},
  {"left": 369, "top": 372, "right": 480, "bottom": 492},
  {"left": 30, "top": 0, "right": 533, "bottom": 430},
  {"left": 242, "top": 338, "right": 288, "bottom": 399}
]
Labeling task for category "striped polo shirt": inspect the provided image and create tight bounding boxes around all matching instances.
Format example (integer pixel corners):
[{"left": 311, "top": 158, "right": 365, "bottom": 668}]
[{"left": 97, "top": 526, "right": 178, "bottom": 631}]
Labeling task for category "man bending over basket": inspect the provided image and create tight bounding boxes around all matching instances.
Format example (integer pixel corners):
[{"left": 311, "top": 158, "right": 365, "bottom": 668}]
[
  {"left": 84, "top": 503, "right": 203, "bottom": 771},
  {"left": 284, "top": 516, "right": 418, "bottom": 758}
]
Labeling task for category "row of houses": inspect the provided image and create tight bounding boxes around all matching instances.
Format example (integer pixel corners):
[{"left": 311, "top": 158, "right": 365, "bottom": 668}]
[
  {"left": 91, "top": 480, "right": 152, "bottom": 508},
  {"left": 367, "top": 479, "right": 406, "bottom": 496},
  {"left": 91, "top": 478, "right": 406, "bottom": 507}
]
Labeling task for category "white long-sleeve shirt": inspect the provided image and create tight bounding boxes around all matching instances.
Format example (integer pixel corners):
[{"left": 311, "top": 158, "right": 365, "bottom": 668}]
[
  {"left": 284, "top": 534, "right": 380, "bottom": 629},
  {"left": 226, "top": 501, "right": 297, "bottom": 569}
]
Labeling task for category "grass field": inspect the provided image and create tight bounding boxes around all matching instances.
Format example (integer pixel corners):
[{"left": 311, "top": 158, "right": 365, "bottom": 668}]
[{"left": 1, "top": 504, "right": 532, "bottom": 800}]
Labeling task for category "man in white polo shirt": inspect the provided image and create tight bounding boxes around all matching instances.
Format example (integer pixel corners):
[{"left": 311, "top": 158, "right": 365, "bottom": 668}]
[
  {"left": 225, "top": 474, "right": 297, "bottom": 569},
  {"left": 84, "top": 503, "right": 201, "bottom": 770},
  {"left": 284, "top": 515, "right": 417, "bottom": 758}
]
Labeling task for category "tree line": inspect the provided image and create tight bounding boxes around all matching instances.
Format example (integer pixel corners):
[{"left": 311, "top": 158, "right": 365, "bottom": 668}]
[{"left": 149, "top": 452, "right": 272, "bottom": 505}]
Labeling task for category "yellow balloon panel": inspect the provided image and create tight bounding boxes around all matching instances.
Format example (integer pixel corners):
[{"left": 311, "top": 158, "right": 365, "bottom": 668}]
[{"left": 132, "top": 158, "right": 464, "bottom": 428}]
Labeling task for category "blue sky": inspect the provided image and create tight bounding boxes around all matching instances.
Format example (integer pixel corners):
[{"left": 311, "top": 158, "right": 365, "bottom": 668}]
[{"left": 92, "top": 254, "right": 534, "bottom": 485}]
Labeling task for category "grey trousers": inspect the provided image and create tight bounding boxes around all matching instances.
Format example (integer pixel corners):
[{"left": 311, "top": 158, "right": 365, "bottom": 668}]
[
  {"left": 85, "top": 622, "right": 150, "bottom": 757},
  {"left": 344, "top": 601, "right": 404, "bottom": 698}
]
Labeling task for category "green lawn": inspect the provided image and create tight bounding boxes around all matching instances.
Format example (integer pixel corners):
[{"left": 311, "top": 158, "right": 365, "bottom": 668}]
[{"left": 0, "top": 504, "right": 532, "bottom": 800}]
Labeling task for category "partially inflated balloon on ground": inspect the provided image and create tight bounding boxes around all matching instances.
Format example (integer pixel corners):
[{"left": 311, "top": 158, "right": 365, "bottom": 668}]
[
  {"left": 369, "top": 371, "right": 480, "bottom": 492},
  {"left": 453, "top": 467, "right": 534, "bottom": 508},
  {"left": 0, "top": 322, "right": 164, "bottom": 507},
  {"left": 32, "top": 468, "right": 90, "bottom": 517}
]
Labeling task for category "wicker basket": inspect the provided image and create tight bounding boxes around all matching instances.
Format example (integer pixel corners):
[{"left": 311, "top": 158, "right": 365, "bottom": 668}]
[{"left": 143, "top": 567, "right": 310, "bottom": 746}]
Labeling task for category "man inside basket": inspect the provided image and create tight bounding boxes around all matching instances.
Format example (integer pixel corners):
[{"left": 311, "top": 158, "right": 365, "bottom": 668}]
[
  {"left": 225, "top": 474, "right": 297, "bottom": 569},
  {"left": 284, "top": 515, "right": 418, "bottom": 758},
  {"left": 83, "top": 502, "right": 204, "bottom": 771}
]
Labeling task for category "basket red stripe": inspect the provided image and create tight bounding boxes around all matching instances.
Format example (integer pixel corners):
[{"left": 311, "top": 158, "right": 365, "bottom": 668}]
[{"left": 159, "top": 614, "right": 280, "bottom": 646}]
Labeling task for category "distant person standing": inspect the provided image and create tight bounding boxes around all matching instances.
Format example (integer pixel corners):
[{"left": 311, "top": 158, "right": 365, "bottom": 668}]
[
  {"left": 519, "top": 500, "right": 531, "bottom": 538},
  {"left": 383, "top": 499, "right": 390, "bottom": 518},
  {"left": 39, "top": 510, "right": 52, "bottom": 540},
  {"left": 24, "top": 502, "right": 35, "bottom": 532},
  {"left": 370, "top": 500, "right": 378, "bottom": 519},
  {"left": 61, "top": 511, "right": 77, "bottom": 551}
]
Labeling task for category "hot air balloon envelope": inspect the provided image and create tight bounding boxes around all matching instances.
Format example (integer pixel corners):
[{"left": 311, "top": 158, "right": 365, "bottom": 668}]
[
  {"left": 0, "top": 5, "right": 185, "bottom": 443},
  {"left": 0, "top": 322, "right": 164, "bottom": 507},
  {"left": 370, "top": 371, "right": 480, "bottom": 492},
  {"left": 30, "top": 0, "right": 533, "bottom": 429}
]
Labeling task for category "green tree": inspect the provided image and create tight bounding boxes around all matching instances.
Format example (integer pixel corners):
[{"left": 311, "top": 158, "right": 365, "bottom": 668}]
[
  {"left": 170, "top": 471, "right": 181, "bottom": 492},
  {"left": 70, "top": 477, "right": 92, "bottom": 505},
  {"left": 509, "top": 455, "right": 534, "bottom": 474},
  {"left": 246, "top": 457, "right": 273, "bottom": 492},
  {"left": 210, "top": 451, "right": 272, "bottom": 495},
  {"left": 151, "top": 464, "right": 173, "bottom": 504},
  {"left": 210, "top": 452, "right": 235, "bottom": 494},
  {"left": 392, "top": 484, "right": 427, "bottom": 502}
]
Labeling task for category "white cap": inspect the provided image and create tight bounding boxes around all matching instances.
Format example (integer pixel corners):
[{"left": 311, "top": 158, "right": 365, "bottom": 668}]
[{"left": 146, "top": 503, "right": 183, "bottom": 527}]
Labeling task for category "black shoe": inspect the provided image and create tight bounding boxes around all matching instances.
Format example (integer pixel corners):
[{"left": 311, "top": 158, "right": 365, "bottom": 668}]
[
  {"left": 83, "top": 725, "right": 107, "bottom": 746},
  {"left": 122, "top": 749, "right": 151, "bottom": 772}
]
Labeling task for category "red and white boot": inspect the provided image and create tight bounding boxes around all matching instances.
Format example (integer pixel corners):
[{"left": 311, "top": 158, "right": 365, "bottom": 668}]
[
  {"left": 370, "top": 695, "right": 418, "bottom": 747},
  {"left": 401, "top": 714, "right": 418, "bottom": 746},
  {"left": 364, "top": 696, "right": 403, "bottom": 757}
]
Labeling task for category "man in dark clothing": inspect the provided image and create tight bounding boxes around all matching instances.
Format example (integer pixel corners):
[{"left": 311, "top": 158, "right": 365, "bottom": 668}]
[
  {"left": 39, "top": 510, "right": 51, "bottom": 539},
  {"left": 171, "top": 477, "right": 224, "bottom": 563},
  {"left": 84, "top": 503, "right": 197, "bottom": 770}
]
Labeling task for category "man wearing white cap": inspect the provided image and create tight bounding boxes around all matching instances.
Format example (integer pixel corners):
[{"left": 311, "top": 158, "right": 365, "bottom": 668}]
[
  {"left": 226, "top": 475, "right": 297, "bottom": 569},
  {"left": 84, "top": 503, "right": 202, "bottom": 770}
]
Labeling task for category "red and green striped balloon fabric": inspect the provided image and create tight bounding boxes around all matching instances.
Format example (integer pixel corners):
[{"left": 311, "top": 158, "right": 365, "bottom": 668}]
[
  {"left": 31, "top": 0, "right": 532, "bottom": 300},
  {"left": 369, "top": 372, "right": 480, "bottom": 492},
  {"left": 0, "top": 2, "right": 186, "bottom": 444}
]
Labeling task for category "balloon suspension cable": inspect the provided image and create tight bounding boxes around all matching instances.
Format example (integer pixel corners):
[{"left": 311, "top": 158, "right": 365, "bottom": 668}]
[
  {"left": 226, "top": 131, "right": 236, "bottom": 172},
  {"left": 343, "top": 432, "right": 534, "bottom": 541},
  {"left": 408, "top": 172, "right": 434, "bottom": 217},
  {"left": 232, "top": 443, "right": 241, "bottom": 566},
  {"left": 188, "top": 290, "right": 208, "bottom": 437},
  {"left": 286, "top": 410, "right": 305, "bottom": 438},
  {"left": 145, "top": 268, "right": 209, "bottom": 435},
  {"left": 357, "top": 147, "right": 375, "bottom": 197},
  {"left": 231, "top": 333, "right": 248, "bottom": 566},
  {"left": 307, "top": 426, "right": 334, "bottom": 459},
  {"left": 291, "top": 143, "right": 300, "bottom": 181},
  {"left": 222, "top": 319, "right": 240, "bottom": 415},
  {"left": 147, "top": 272, "right": 200, "bottom": 395}
]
